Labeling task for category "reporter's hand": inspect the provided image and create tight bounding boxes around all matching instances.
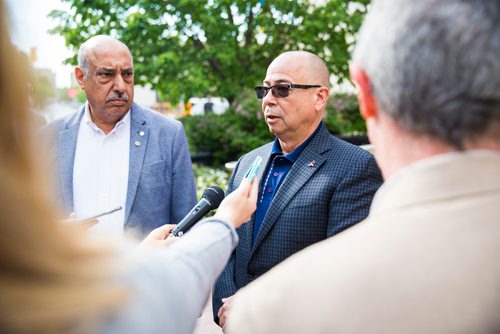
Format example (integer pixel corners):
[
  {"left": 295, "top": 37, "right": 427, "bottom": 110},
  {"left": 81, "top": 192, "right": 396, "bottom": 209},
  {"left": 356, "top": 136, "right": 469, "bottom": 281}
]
[
  {"left": 140, "top": 224, "right": 178, "bottom": 248},
  {"left": 80, "top": 218, "right": 99, "bottom": 229},
  {"left": 217, "top": 295, "right": 235, "bottom": 331},
  {"left": 214, "top": 177, "right": 258, "bottom": 228},
  {"left": 62, "top": 212, "right": 99, "bottom": 229}
]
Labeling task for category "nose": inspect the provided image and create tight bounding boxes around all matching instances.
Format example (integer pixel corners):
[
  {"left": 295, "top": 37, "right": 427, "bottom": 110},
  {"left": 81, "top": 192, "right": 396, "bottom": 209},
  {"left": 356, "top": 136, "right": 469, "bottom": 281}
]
[
  {"left": 113, "top": 74, "right": 126, "bottom": 93},
  {"left": 262, "top": 88, "right": 277, "bottom": 111}
]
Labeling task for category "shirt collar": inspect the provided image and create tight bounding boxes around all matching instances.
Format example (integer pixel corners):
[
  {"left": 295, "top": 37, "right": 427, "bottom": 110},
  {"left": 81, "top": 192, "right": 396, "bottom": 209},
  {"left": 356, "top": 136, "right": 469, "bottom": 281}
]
[
  {"left": 271, "top": 122, "right": 323, "bottom": 163},
  {"left": 83, "top": 103, "right": 131, "bottom": 136}
]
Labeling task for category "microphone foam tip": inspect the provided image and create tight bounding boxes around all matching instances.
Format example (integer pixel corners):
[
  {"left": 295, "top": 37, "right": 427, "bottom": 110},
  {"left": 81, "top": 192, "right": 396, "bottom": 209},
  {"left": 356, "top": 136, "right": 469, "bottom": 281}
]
[{"left": 202, "top": 185, "right": 225, "bottom": 209}]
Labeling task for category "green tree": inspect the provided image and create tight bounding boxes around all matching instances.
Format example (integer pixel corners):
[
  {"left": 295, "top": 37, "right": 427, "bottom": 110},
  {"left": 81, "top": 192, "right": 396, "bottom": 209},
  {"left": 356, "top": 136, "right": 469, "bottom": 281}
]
[{"left": 50, "top": 0, "right": 369, "bottom": 106}]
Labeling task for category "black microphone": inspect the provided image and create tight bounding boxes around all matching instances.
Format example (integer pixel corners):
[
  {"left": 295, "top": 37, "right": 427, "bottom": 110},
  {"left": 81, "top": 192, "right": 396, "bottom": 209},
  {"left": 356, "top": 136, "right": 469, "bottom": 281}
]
[{"left": 170, "top": 185, "right": 225, "bottom": 237}]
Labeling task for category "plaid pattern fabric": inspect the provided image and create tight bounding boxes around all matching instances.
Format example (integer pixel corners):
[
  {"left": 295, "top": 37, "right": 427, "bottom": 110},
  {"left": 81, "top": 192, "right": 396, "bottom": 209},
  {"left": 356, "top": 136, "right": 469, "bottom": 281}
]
[{"left": 213, "top": 125, "right": 383, "bottom": 320}]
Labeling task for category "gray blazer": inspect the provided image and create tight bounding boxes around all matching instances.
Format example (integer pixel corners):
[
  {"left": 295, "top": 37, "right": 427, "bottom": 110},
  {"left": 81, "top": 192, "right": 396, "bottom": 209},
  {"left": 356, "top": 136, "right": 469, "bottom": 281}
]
[
  {"left": 43, "top": 103, "right": 197, "bottom": 235},
  {"left": 100, "top": 218, "right": 239, "bottom": 334},
  {"left": 213, "top": 124, "right": 383, "bottom": 319}
]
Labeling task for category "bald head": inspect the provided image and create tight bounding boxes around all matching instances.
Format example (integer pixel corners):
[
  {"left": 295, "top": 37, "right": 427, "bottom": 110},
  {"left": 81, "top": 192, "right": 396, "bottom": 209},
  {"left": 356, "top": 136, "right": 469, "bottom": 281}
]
[
  {"left": 261, "top": 51, "right": 331, "bottom": 151},
  {"left": 77, "top": 35, "right": 133, "bottom": 79},
  {"left": 269, "top": 51, "right": 330, "bottom": 87}
]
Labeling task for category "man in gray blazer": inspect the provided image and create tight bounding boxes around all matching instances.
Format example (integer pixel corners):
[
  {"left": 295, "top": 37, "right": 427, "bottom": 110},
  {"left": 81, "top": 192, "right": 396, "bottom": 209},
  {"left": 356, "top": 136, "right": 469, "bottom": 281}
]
[
  {"left": 43, "top": 35, "right": 197, "bottom": 236},
  {"left": 213, "top": 51, "right": 383, "bottom": 328}
]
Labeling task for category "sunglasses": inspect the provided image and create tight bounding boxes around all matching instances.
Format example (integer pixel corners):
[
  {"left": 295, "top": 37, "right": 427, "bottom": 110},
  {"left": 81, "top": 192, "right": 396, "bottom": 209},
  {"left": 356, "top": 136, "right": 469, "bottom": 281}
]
[{"left": 255, "top": 83, "right": 322, "bottom": 99}]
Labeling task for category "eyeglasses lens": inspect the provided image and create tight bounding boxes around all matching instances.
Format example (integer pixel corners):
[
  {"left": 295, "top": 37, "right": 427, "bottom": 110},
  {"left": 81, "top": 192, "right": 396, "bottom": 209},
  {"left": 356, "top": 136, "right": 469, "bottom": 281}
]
[
  {"left": 255, "top": 87, "right": 268, "bottom": 99},
  {"left": 255, "top": 85, "right": 290, "bottom": 99},
  {"left": 272, "top": 85, "right": 290, "bottom": 98}
]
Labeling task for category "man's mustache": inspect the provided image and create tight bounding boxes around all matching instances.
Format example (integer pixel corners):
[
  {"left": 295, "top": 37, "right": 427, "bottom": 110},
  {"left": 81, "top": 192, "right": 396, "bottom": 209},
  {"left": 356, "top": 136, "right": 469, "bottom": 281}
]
[{"left": 107, "top": 93, "right": 129, "bottom": 102}]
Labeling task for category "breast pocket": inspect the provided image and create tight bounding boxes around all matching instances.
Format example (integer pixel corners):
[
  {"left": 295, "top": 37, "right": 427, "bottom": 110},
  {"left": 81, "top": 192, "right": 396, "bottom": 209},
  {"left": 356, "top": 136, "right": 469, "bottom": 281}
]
[
  {"left": 141, "top": 160, "right": 167, "bottom": 175},
  {"left": 139, "top": 160, "right": 170, "bottom": 197}
]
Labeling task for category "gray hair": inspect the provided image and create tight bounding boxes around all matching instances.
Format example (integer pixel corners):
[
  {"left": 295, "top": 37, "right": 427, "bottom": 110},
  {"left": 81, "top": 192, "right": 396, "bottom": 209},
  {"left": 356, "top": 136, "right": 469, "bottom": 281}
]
[
  {"left": 77, "top": 35, "right": 133, "bottom": 79},
  {"left": 353, "top": 0, "right": 500, "bottom": 149},
  {"left": 77, "top": 46, "right": 90, "bottom": 79}
]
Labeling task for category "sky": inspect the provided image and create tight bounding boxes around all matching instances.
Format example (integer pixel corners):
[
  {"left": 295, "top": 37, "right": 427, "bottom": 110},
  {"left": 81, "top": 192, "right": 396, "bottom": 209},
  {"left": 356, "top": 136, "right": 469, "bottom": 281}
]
[{"left": 6, "top": 0, "right": 73, "bottom": 88}]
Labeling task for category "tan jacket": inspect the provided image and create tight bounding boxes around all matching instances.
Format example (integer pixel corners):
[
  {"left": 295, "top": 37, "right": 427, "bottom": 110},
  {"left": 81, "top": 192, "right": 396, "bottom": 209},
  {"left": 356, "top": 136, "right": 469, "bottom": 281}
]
[{"left": 227, "top": 151, "right": 500, "bottom": 334}]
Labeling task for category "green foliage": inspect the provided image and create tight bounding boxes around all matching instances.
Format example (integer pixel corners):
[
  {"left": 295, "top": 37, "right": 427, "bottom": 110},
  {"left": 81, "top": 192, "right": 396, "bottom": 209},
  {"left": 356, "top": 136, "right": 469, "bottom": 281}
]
[
  {"left": 76, "top": 90, "right": 87, "bottom": 103},
  {"left": 49, "top": 0, "right": 370, "bottom": 105},
  {"left": 182, "top": 99, "right": 273, "bottom": 165},
  {"left": 323, "top": 93, "right": 366, "bottom": 135},
  {"left": 192, "top": 164, "right": 230, "bottom": 217},
  {"left": 193, "top": 164, "right": 230, "bottom": 200}
]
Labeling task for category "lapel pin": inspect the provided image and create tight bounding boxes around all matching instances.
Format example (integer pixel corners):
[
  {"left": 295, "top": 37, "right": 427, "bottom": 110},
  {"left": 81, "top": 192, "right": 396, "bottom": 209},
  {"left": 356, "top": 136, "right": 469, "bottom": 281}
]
[{"left": 308, "top": 160, "right": 316, "bottom": 167}]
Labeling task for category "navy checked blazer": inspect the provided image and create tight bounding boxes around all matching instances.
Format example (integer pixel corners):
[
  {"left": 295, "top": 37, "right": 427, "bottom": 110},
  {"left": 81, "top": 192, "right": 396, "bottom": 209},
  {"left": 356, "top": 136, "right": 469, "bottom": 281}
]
[{"left": 213, "top": 124, "right": 383, "bottom": 321}]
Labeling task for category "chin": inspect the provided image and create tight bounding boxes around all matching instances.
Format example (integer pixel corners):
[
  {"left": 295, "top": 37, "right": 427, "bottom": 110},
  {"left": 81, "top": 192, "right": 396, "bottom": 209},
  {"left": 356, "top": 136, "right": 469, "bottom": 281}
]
[
  {"left": 267, "top": 126, "right": 278, "bottom": 136},
  {"left": 104, "top": 109, "right": 128, "bottom": 121},
  {"left": 110, "top": 105, "right": 131, "bottom": 113}
]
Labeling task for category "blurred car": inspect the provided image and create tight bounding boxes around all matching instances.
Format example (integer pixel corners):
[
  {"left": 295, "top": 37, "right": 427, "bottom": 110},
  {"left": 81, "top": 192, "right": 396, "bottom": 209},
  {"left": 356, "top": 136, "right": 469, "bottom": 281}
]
[{"left": 188, "top": 97, "right": 229, "bottom": 116}]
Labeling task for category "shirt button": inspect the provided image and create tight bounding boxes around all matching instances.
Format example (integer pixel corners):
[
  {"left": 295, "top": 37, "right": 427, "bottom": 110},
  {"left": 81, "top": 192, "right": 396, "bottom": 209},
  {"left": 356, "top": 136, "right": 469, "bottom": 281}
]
[
  {"left": 273, "top": 172, "right": 279, "bottom": 176},
  {"left": 268, "top": 188, "right": 273, "bottom": 192}
]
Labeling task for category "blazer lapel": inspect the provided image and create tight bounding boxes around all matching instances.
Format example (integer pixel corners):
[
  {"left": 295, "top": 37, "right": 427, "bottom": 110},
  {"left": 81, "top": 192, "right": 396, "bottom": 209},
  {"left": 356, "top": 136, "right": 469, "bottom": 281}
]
[
  {"left": 58, "top": 107, "right": 84, "bottom": 212},
  {"left": 125, "top": 103, "right": 149, "bottom": 225},
  {"left": 251, "top": 126, "right": 332, "bottom": 253}
]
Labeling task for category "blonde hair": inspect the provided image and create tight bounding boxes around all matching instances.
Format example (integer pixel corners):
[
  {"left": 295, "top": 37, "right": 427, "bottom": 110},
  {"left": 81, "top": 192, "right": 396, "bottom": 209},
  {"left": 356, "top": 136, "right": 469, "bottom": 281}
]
[{"left": 0, "top": 2, "right": 125, "bottom": 332}]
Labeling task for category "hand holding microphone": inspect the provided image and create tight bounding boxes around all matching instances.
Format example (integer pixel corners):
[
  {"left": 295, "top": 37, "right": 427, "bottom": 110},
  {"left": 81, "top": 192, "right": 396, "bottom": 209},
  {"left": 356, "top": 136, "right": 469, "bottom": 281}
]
[
  {"left": 164, "top": 156, "right": 261, "bottom": 240},
  {"left": 169, "top": 164, "right": 260, "bottom": 237},
  {"left": 141, "top": 224, "right": 178, "bottom": 248},
  {"left": 170, "top": 185, "right": 226, "bottom": 237},
  {"left": 142, "top": 186, "right": 225, "bottom": 246},
  {"left": 142, "top": 158, "right": 260, "bottom": 250}
]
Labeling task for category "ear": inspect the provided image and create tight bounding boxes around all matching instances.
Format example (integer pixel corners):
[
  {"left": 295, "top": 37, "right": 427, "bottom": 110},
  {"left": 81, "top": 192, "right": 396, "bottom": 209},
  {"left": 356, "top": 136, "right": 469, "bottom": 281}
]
[
  {"left": 75, "top": 67, "right": 86, "bottom": 90},
  {"left": 314, "top": 86, "right": 330, "bottom": 112},
  {"left": 350, "top": 63, "right": 377, "bottom": 121}
]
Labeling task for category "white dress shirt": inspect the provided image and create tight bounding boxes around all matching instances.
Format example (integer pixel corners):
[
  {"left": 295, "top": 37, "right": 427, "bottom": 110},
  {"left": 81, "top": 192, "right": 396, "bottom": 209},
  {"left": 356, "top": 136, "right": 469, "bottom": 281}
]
[{"left": 73, "top": 104, "right": 130, "bottom": 236}]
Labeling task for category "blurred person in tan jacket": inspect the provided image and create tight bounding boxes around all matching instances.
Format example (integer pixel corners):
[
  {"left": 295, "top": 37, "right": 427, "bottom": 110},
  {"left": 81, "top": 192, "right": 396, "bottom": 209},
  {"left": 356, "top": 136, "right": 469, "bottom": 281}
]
[{"left": 226, "top": 0, "right": 500, "bottom": 333}]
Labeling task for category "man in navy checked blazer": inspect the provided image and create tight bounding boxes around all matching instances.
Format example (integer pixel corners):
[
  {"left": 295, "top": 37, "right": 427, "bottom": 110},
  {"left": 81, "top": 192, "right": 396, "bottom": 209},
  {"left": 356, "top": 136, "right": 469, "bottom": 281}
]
[{"left": 213, "top": 51, "right": 383, "bottom": 328}]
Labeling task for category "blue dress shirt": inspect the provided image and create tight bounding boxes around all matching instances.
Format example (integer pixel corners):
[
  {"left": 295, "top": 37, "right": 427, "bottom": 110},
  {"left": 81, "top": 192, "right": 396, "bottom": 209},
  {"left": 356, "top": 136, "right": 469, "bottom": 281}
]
[{"left": 253, "top": 122, "right": 323, "bottom": 242}]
